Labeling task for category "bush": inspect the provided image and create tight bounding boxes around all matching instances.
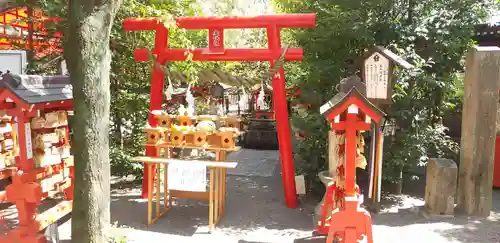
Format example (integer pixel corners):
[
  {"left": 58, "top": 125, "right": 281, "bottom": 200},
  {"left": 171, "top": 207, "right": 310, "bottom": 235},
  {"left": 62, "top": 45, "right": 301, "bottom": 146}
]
[
  {"left": 110, "top": 144, "right": 143, "bottom": 179},
  {"left": 292, "top": 111, "right": 330, "bottom": 195},
  {"left": 274, "top": 0, "right": 494, "bottom": 196}
]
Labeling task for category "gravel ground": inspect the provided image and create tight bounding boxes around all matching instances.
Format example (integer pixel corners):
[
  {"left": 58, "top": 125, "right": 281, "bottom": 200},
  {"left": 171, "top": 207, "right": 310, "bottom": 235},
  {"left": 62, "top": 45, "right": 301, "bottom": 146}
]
[{"left": 5, "top": 149, "right": 500, "bottom": 242}]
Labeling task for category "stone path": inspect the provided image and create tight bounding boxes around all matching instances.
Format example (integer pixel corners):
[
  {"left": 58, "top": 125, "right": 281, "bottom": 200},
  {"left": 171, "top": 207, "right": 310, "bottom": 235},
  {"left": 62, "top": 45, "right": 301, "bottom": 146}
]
[
  {"left": 5, "top": 149, "right": 500, "bottom": 242},
  {"left": 227, "top": 149, "right": 280, "bottom": 177},
  {"left": 56, "top": 149, "right": 314, "bottom": 242}
]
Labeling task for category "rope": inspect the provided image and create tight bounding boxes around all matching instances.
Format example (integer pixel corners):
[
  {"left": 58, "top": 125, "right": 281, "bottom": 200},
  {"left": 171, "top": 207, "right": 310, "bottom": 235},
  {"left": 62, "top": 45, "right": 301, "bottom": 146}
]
[
  {"left": 259, "top": 44, "right": 289, "bottom": 82},
  {"left": 147, "top": 45, "right": 290, "bottom": 90}
]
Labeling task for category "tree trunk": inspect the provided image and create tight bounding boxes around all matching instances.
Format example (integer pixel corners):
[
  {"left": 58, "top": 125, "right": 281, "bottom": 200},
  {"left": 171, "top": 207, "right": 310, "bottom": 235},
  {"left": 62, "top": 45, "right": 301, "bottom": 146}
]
[
  {"left": 65, "top": 1, "right": 121, "bottom": 242},
  {"left": 395, "top": 165, "right": 403, "bottom": 194}
]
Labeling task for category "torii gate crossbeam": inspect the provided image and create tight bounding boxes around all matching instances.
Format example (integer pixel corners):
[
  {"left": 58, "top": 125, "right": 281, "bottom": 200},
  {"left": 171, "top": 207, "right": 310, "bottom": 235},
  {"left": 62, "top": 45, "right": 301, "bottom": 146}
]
[{"left": 123, "top": 13, "right": 316, "bottom": 208}]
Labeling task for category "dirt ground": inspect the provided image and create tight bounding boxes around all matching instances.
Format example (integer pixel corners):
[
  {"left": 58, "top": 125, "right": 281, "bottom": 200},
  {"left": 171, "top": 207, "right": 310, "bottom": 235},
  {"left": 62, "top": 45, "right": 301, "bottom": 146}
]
[{"left": 3, "top": 149, "right": 500, "bottom": 243}]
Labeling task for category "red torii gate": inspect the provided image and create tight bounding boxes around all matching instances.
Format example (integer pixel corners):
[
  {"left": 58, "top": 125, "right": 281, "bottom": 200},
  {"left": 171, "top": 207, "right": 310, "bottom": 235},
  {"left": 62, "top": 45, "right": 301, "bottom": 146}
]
[{"left": 123, "top": 14, "right": 316, "bottom": 208}]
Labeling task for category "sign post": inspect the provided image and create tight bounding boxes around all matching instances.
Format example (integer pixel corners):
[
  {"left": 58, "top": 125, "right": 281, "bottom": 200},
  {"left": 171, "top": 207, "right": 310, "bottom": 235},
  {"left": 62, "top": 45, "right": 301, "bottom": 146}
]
[
  {"left": 24, "top": 123, "right": 32, "bottom": 160},
  {"left": 168, "top": 162, "right": 207, "bottom": 192},
  {"left": 364, "top": 52, "right": 391, "bottom": 101},
  {"left": 361, "top": 46, "right": 413, "bottom": 212}
]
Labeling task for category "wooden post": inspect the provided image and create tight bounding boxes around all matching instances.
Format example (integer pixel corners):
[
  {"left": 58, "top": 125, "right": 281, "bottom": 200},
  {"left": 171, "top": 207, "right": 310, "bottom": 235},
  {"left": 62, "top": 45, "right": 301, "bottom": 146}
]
[
  {"left": 156, "top": 165, "right": 161, "bottom": 216},
  {"left": 164, "top": 163, "right": 168, "bottom": 210},
  {"left": 221, "top": 151, "right": 227, "bottom": 216},
  {"left": 209, "top": 167, "right": 214, "bottom": 231},
  {"left": 457, "top": 46, "right": 500, "bottom": 216},
  {"left": 147, "top": 164, "right": 153, "bottom": 224}
]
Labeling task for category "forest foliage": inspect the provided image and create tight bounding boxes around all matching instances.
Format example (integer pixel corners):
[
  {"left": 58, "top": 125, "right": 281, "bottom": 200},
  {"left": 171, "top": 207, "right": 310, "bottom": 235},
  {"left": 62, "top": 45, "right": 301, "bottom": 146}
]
[{"left": 274, "top": 0, "right": 497, "bottom": 192}]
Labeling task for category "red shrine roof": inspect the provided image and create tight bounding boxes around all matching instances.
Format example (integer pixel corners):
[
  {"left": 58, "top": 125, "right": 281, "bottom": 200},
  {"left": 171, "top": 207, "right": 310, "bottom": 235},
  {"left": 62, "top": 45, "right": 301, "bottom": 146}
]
[
  {"left": 0, "top": 6, "right": 62, "bottom": 58},
  {"left": 320, "top": 76, "right": 385, "bottom": 123},
  {"left": 0, "top": 73, "right": 72, "bottom": 104}
]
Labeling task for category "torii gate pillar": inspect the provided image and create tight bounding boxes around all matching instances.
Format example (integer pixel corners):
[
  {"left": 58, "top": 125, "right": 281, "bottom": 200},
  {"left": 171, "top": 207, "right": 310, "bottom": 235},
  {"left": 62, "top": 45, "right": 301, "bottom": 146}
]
[{"left": 267, "top": 26, "right": 297, "bottom": 208}]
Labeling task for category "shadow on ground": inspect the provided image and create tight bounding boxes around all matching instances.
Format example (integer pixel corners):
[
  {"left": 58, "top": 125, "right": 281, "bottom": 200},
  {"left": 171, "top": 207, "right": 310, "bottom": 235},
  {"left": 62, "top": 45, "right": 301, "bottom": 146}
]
[
  {"left": 371, "top": 175, "right": 500, "bottom": 243},
  {"left": 107, "top": 164, "right": 500, "bottom": 243},
  {"left": 238, "top": 238, "right": 326, "bottom": 243},
  {"left": 110, "top": 168, "right": 314, "bottom": 239},
  {"left": 5, "top": 152, "right": 500, "bottom": 243}
]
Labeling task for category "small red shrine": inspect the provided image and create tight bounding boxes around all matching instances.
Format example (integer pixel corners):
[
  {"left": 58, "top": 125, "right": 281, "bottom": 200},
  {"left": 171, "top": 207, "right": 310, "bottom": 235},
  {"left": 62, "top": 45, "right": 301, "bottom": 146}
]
[
  {"left": 0, "top": 73, "right": 74, "bottom": 243},
  {"left": 316, "top": 77, "right": 385, "bottom": 243},
  {"left": 251, "top": 83, "right": 302, "bottom": 119},
  {"left": 0, "top": 7, "right": 62, "bottom": 57},
  {"left": 252, "top": 83, "right": 273, "bottom": 119}
]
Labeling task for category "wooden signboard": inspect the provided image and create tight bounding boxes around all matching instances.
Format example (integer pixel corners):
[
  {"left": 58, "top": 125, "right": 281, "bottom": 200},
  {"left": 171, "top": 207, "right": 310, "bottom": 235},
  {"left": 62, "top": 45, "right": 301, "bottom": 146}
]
[
  {"left": 24, "top": 122, "right": 33, "bottom": 159},
  {"left": 209, "top": 28, "right": 224, "bottom": 53},
  {"left": 364, "top": 52, "right": 391, "bottom": 101},
  {"left": 0, "top": 50, "right": 27, "bottom": 74},
  {"left": 167, "top": 162, "right": 207, "bottom": 192},
  {"left": 362, "top": 46, "right": 414, "bottom": 104}
]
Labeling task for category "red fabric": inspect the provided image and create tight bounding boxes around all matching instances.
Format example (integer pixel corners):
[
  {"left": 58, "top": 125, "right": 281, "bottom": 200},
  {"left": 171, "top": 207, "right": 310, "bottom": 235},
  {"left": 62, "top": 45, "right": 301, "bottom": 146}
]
[{"left": 494, "top": 136, "right": 500, "bottom": 187}]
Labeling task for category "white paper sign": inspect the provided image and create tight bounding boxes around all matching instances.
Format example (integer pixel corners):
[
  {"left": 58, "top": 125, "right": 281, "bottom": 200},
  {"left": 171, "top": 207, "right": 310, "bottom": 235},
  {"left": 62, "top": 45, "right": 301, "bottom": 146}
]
[
  {"left": 364, "top": 52, "right": 390, "bottom": 99},
  {"left": 0, "top": 50, "right": 27, "bottom": 74},
  {"left": 60, "top": 60, "right": 69, "bottom": 75},
  {"left": 24, "top": 122, "right": 32, "bottom": 159},
  {"left": 168, "top": 162, "right": 207, "bottom": 192},
  {"left": 0, "top": 123, "right": 12, "bottom": 134}
]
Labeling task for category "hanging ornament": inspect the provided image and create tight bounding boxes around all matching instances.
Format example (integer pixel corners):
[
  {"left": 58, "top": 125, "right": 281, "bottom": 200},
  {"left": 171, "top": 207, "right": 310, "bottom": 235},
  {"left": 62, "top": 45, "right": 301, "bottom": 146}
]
[
  {"left": 257, "top": 81, "right": 266, "bottom": 109},
  {"left": 217, "top": 103, "right": 224, "bottom": 116},
  {"left": 165, "top": 76, "right": 174, "bottom": 100},
  {"left": 185, "top": 83, "right": 195, "bottom": 116},
  {"left": 238, "top": 87, "right": 249, "bottom": 109},
  {"left": 178, "top": 104, "right": 186, "bottom": 116}
]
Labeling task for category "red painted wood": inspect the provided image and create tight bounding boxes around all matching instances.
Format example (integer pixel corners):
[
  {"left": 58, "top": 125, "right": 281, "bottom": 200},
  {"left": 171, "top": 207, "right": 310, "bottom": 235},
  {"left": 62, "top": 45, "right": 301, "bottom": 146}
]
[
  {"left": 133, "top": 47, "right": 304, "bottom": 62},
  {"left": 208, "top": 28, "right": 224, "bottom": 52},
  {"left": 15, "top": 114, "right": 32, "bottom": 171},
  {"left": 177, "top": 14, "right": 315, "bottom": 29},
  {"left": 314, "top": 183, "right": 337, "bottom": 235},
  {"left": 0, "top": 7, "right": 62, "bottom": 57},
  {"left": 319, "top": 93, "right": 377, "bottom": 242},
  {"left": 0, "top": 102, "right": 14, "bottom": 109},
  {"left": 331, "top": 121, "right": 371, "bottom": 131},
  {"left": 0, "top": 90, "right": 29, "bottom": 110},
  {"left": 344, "top": 113, "right": 359, "bottom": 196},
  {"left": 123, "top": 14, "right": 315, "bottom": 31},
  {"left": 122, "top": 18, "right": 159, "bottom": 31},
  {"left": 267, "top": 24, "right": 297, "bottom": 207},
  {"left": 326, "top": 199, "right": 374, "bottom": 243},
  {"left": 493, "top": 136, "right": 500, "bottom": 188},
  {"left": 140, "top": 25, "right": 169, "bottom": 199},
  {"left": 326, "top": 96, "right": 383, "bottom": 124}
]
